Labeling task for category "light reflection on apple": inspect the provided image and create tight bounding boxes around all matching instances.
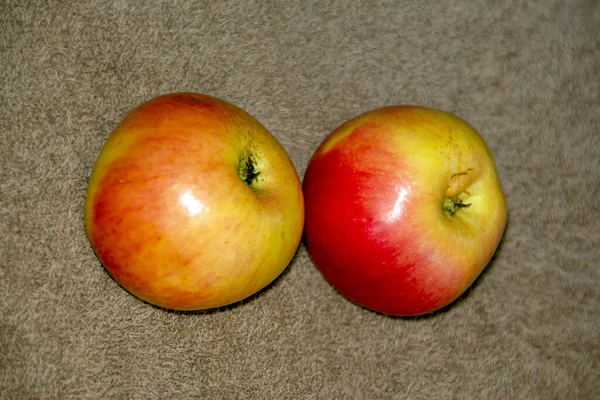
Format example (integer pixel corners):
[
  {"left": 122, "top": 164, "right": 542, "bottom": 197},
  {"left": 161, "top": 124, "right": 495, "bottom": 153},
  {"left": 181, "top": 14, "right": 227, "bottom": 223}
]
[
  {"left": 386, "top": 186, "right": 409, "bottom": 222},
  {"left": 179, "top": 190, "right": 205, "bottom": 216}
]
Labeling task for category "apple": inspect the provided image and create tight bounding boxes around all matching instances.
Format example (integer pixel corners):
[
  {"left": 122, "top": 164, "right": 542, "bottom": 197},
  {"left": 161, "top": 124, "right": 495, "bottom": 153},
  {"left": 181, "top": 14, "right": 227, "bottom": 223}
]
[
  {"left": 303, "top": 106, "right": 507, "bottom": 316},
  {"left": 84, "top": 92, "right": 304, "bottom": 310}
]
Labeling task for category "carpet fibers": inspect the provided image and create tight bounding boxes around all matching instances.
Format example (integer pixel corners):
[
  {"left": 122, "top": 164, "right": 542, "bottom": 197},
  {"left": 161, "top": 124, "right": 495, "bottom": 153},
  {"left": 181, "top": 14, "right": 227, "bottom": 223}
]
[{"left": 1, "top": 1, "right": 599, "bottom": 399}]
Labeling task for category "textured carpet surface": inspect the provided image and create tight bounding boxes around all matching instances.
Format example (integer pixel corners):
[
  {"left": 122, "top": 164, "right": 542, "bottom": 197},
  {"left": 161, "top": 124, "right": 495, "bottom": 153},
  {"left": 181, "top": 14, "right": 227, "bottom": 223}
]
[{"left": 1, "top": 1, "right": 599, "bottom": 399}]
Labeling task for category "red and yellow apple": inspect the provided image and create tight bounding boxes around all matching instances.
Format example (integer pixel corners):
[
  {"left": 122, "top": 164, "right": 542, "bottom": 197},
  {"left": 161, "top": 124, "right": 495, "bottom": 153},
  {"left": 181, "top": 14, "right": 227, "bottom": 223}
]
[
  {"left": 84, "top": 92, "right": 304, "bottom": 310},
  {"left": 303, "top": 106, "right": 507, "bottom": 316}
]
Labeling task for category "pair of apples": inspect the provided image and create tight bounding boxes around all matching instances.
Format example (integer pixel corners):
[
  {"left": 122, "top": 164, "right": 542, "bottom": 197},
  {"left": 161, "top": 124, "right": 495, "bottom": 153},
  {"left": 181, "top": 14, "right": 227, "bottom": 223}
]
[{"left": 84, "top": 93, "right": 507, "bottom": 317}]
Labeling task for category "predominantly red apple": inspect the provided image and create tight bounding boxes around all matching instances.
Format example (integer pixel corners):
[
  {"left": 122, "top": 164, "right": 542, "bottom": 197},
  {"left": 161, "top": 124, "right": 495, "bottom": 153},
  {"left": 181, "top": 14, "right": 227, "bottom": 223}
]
[
  {"left": 303, "top": 106, "right": 507, "bottom": 316},
  {"left": 84, "top": 92, "right": 304, "bottom": 310}
]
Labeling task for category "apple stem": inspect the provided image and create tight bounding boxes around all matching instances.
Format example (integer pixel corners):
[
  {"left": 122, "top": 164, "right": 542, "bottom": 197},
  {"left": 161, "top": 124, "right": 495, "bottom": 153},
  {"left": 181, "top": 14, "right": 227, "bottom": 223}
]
[{"left": 442, "top": 196, "right": 471, "bottom": 216}]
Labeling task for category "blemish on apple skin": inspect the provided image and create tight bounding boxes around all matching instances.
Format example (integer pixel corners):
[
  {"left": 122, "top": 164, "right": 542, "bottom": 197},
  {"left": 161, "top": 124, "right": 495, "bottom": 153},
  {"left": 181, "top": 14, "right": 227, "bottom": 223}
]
[
  {"left": 171, "top": 94, "right": 214, "bottom": 109},
  {"left": 450, "top": 169, "right": 472, "bottom": 179}
]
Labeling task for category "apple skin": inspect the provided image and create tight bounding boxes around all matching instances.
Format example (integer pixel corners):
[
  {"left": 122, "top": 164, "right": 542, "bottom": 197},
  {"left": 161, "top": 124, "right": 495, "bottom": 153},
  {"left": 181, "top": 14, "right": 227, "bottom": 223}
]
[
  {"left": 84, "top": 92, "right": 304, "bottom": 310},
  {"left": 303, "top": 106, "right": 507, "bottom": 316}
]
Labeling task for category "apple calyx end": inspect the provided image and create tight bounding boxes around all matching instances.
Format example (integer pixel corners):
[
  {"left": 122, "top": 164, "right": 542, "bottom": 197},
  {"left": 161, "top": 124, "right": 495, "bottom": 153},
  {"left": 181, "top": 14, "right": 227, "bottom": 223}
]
[
  {"left": 239, "top": 156, "right": 261, "bottom": 188},
  {"left": 442, "top": 195, "right": 471, "bottom": 216}
]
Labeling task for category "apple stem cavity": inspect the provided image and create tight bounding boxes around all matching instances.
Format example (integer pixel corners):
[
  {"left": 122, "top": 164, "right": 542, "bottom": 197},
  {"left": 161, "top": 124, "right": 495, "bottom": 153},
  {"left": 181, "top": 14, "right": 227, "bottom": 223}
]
[
  {"left": 239, "top": 156, "right": 261, "bottom": 188},
  {"left": 442, "top": 195, "right": 471, "bottom": 216}
]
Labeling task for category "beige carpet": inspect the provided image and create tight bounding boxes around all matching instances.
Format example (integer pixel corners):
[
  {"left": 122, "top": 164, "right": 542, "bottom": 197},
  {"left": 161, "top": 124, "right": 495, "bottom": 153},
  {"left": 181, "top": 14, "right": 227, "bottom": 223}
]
[{"left": 1, "top": 1, "right": 599, "bottom": 398}]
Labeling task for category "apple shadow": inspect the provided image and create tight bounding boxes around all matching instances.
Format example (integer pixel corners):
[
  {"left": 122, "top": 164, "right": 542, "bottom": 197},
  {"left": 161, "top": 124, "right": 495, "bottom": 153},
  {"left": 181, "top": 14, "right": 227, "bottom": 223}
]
[
  {"left": 386, "top": 218, "right": 511, "bottom": 321},
  {"left": 121, "top": 244, "right": 304, "bottom": 316},
  {"left": 93, "top": 214, "right": 508, "bottom": 319},
  {"left": 304, "top": 216, "right": 511, "bottom": 322}
]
